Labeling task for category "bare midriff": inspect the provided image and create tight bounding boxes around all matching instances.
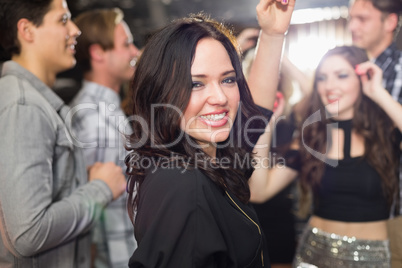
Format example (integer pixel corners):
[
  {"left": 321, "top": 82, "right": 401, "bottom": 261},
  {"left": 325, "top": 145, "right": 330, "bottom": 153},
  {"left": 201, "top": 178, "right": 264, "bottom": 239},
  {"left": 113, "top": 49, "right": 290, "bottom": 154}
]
[{"left": 309, "top": 215, "right": 388, "bottom": 240}]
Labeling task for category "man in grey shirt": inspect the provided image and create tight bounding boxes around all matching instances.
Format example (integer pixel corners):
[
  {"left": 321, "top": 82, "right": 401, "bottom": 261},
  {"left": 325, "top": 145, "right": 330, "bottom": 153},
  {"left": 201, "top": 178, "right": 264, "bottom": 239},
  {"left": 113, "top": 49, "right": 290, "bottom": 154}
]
[
  {"left": 0, "top": 0, "right": 126, "bottom": 267},
  {"left": 70, "top": 8, "right": 141, "bottom": 268}
]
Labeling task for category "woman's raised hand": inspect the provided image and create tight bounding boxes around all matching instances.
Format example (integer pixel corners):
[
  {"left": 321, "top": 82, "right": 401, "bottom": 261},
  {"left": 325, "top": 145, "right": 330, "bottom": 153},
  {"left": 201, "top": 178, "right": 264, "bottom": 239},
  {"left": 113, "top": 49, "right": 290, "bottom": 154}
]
[
  {"left": 355, "top": 61, "right": 386, "bottom": 101},
  {"left": 356, "top": 61, "right": 402, "bottom": 131},
  {"left": 256, "top": 0, "right": 296, "bottom": 36}
]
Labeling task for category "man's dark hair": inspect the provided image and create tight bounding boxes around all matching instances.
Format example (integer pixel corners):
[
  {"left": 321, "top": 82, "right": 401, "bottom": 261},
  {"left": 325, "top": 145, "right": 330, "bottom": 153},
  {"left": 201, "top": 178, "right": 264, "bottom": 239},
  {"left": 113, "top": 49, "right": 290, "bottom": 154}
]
[{"left": 0, "top": 0, "right": 53, "bottom": 57}]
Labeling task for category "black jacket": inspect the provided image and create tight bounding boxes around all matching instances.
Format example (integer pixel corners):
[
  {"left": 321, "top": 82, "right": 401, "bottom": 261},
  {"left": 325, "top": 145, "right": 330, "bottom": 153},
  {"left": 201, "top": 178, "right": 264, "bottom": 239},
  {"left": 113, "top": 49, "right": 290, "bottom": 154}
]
[{"left": 129, "top": 167, "right": 269, "bottom": 268}]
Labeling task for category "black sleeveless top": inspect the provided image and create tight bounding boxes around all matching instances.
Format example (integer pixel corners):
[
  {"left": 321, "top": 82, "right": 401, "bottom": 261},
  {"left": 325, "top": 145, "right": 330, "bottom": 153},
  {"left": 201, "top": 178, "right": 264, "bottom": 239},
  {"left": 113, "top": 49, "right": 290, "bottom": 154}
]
[{"left": 286, "top": 119, "right": 391, "bottom": 222}]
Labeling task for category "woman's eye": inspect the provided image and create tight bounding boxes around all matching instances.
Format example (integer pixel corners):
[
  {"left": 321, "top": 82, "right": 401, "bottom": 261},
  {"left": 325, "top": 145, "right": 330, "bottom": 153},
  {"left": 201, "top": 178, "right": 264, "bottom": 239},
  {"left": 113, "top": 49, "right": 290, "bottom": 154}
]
[
  {"left": 192, "top": 82, "right": 203, "bottom": 89},
  {"left": 222, "top": 77, "right": 236, "bottom": 84},
  {"left": 338, "top": 73, "right": 349, "bottom": 79},
  {"left": 316, "top": 75, "right": 326, "bottom": 82}
]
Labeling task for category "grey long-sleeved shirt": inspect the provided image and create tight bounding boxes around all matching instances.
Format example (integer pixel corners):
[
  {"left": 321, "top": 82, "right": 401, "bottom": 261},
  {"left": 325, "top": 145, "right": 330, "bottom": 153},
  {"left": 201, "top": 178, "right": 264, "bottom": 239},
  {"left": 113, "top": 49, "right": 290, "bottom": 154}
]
[{"left": 0, "top": 61, "right": 113, "bottom": 267}]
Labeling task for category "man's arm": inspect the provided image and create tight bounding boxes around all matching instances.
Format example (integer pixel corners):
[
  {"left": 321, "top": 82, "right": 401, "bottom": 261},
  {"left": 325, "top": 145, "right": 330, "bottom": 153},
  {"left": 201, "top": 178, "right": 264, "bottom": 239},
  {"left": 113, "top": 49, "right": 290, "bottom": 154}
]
[{"left": 0, "top": 103, "right": 120, "bottom": 257}]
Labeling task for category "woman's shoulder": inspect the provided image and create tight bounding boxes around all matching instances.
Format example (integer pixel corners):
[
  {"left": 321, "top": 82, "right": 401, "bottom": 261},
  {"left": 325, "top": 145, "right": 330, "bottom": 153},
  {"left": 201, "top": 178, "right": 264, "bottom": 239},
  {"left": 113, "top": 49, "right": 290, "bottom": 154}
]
[
  {"left": 145, "top": 166, "right": 207, "bottom": 183},
  {"left": 136, "top": 166, "right": 222, "bottom": 228},
  {"left": 141, "top": 166, "right": 212, "bottom": 200}
]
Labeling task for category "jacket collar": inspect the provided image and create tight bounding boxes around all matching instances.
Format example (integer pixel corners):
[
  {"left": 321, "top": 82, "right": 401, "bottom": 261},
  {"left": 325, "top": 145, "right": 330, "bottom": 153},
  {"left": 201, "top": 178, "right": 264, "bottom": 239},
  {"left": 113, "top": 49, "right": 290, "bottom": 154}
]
[{"left": 1, "top": 60, "right": 65, "bottom": 112}]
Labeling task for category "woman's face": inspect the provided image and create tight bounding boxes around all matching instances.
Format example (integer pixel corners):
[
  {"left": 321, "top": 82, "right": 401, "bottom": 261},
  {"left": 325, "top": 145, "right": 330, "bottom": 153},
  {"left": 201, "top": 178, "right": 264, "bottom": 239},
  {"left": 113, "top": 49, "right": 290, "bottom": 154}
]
[
  {"left": 316, "top": 55, "right": 361, "bottom": 120},
  {"left": 181, "top": 38, "right": 240, "bottom": 155}
]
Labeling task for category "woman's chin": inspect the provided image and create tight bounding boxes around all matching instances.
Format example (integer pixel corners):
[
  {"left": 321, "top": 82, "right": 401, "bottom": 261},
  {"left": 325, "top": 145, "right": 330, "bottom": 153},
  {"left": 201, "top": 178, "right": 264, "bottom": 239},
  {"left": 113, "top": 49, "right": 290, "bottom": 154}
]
[{"left": 209, "top": 131, "right": 231, "bottom": 145}]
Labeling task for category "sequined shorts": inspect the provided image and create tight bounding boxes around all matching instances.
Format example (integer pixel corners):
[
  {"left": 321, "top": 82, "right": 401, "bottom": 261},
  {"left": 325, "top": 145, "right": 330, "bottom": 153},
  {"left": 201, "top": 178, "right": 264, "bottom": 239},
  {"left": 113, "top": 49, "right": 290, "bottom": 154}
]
[{"left": 293, "top": 226, "right": 390, "bottom": 268}]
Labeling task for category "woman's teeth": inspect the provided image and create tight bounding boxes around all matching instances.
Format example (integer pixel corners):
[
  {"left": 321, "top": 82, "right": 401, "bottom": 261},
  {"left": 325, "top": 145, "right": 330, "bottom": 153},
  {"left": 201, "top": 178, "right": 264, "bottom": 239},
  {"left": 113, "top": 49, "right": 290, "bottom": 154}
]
[{"left": 200, "top": 112, "right": 226, "bottom": 121}]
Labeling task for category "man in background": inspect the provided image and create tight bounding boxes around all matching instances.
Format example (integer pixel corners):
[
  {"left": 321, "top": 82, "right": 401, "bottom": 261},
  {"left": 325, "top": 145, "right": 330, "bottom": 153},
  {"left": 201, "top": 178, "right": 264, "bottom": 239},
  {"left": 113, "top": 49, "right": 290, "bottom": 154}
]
[
  {"left": 349, "top": 0, "right": 402, "bottom": 103},
  {"left": 0, "top": 0, "right": 126, "bottom": 267},
  {"left": 349, "top": 0, "right": 402, "bottom": 266},
  {"left": 70, "top": 8, "right": 140, "bottom": 268}
]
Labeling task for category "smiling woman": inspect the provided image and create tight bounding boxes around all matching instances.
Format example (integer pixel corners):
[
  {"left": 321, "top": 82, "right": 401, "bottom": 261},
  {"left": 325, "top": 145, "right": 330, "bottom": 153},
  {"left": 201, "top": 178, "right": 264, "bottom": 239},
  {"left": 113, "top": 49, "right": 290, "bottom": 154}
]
[
  {"left": 316, "top": 54, "right": 362, "bottom": 120},
  {"left": 124, "top": 0, "right": 296, "bottom": 267},
  {"left": 248, "top": 46, "right": 402, "bottom": 268},
  {"left": 181, "top": 38, "right": 241, "bottom": 157},
  {"left": 126, "top": 15, "right": 269, "bottom": 268}
]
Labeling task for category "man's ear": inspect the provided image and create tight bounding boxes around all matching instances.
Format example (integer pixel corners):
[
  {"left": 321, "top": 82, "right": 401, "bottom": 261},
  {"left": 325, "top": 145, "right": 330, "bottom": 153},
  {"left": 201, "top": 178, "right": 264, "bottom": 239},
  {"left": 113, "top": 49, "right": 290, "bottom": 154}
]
[
  {"left": 384, "top": 13, "right": 399, "bottom": 33},
  {"left": 16, "top": 18, "right": 35, "bottom": 43},
  {"left": 89, "top": 44, "right": 106, "bottom": 62}
]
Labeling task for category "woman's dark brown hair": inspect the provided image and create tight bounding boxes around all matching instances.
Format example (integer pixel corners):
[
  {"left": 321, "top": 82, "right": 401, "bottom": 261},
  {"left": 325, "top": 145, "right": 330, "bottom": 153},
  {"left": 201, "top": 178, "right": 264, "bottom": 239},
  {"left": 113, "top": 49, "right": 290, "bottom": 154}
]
[
  {"left": 125, "top": 13, "right": 264, "bottom": 222},
  {"left": 296, "top": 46, "right": 399, "bottom": 217}
]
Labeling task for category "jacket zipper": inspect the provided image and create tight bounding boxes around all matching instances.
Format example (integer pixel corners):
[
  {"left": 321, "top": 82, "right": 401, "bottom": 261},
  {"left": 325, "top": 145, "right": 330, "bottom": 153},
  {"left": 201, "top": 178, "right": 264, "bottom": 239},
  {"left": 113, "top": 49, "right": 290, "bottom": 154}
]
[{"left": 225, "top": 191, "right": 264, "bottom": 267}]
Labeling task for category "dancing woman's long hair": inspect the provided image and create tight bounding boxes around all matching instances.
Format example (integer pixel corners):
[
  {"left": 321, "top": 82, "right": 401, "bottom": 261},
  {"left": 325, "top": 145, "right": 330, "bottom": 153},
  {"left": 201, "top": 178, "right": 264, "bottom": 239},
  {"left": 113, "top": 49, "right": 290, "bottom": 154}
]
[
  {"left": 125, "top": 14, "right": 264, "bottom": 221},
  {"left": 297, "top": 46, "right": 399, "bottom": 217}
]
